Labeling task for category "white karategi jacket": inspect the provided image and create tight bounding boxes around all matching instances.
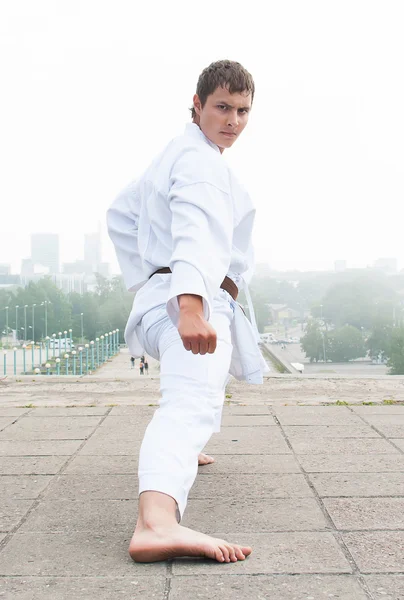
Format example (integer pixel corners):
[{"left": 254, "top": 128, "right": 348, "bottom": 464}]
[{"left": 107, "top": 123, "right": 269, "bottom": 383}]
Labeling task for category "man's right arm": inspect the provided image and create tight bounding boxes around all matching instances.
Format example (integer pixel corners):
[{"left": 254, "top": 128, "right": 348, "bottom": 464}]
[
  {"left": 166, "top": 150, "right": 234, "bottom": 354},
  {"left": 106, "top": 181, "right": 144, "bottom": 292}
]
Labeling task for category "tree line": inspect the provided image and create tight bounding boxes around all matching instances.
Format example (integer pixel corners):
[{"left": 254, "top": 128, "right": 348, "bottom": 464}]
[
  {"left": 0, "top": 275, "right": 133, "bottom": 344},
  {"left": 247, "top": 269, "right": 404, "bottom": 374}
]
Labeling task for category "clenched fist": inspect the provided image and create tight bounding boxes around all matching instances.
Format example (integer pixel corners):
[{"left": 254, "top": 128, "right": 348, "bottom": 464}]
[{"left": 177, "top": 294, "right": 217, "bottom": 355}]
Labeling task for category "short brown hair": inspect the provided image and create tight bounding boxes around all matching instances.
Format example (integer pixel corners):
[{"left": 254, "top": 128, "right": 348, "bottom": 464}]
[{"left": 191, "top": 59, "right": 255, "bottom": 119}]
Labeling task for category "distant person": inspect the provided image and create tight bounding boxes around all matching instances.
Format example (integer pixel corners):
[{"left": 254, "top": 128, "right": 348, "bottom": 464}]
[
  {"left": 144, "top": 358, "right": 149, "bottom": 374},
  {"left": 130, "top": 356, "right": 135, "bottom": 369},
  {"left": 139, "top": 361, "right": 144, "bottom": 375}
]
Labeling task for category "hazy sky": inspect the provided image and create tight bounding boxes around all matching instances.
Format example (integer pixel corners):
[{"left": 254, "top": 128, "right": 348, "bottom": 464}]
[{"left": 1, "top": 0, "right": 403, "bottom": 274}]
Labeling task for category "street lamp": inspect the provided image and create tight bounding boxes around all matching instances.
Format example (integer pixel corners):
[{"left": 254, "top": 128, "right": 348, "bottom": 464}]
[
  {"left": 90, "top": 340, "right": 94, "bottom": 371},
  {"left": 24, "top": 305, "right": 28, "bottom": 342},
  {"left": 80, "top": 313, "right": 84, "bottom": 343},
  {"left": 22, "top": 344, "right": 27, "bottom": 374},
  {"left": 5, "top": 306, "right": 9, "bottom": 348},
  {"left": 32, "top": 304, "right": 36, "bottom": 342},
  {"left": 15, "top": 305, "right": 19, "bottom": 341},
  {"left": 72, "top": 350, "right": 77, "bottom": 375}
]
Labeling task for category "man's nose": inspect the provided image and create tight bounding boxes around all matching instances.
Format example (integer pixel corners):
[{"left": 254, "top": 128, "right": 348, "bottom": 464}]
[{"left": 227, "top": 110, "right": 239, "bottom": 127}]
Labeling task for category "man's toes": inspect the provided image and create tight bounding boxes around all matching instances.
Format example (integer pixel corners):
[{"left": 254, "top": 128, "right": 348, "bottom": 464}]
[
  {"left": 234, "top": 545, "right": 246, "bottom": 560},
  {"left": 198, "top": 453, "right": 215, "bottom": 466},
  {"left": 219, "top": 544, "right": 231, "bottom": 563},
  {"left": 227, "top": 544, "right": 238, "bottom": 562},
  {"left": 241, "top": 545, "right": 252, "bottom": 557}
]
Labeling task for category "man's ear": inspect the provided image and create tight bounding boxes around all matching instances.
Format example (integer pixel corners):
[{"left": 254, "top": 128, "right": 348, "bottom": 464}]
[{"left": 193, "top": 93, "right": 202, "bottom": 115}]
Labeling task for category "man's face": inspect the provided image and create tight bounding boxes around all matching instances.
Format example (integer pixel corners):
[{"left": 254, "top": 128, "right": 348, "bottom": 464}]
[{"left": 193, "top": 86, "right": 252, "bottom": 152}]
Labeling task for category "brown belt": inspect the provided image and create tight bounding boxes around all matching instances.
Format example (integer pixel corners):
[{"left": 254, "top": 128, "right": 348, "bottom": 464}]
[{"left": 149, "top": 267, "right": 238, "bottom": 301}]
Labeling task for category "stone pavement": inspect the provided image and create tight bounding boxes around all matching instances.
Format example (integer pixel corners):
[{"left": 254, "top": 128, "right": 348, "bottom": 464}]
[{"left": 1, "top": 403, "right": 404, "bottom": 599}]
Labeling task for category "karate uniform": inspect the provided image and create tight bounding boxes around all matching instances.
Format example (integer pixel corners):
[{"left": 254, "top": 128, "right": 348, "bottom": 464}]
[{"left": 107, "top": 123, "right": 268, "bottom": 517}]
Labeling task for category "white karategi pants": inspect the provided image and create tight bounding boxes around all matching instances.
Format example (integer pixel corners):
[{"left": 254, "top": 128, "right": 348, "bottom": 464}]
[{"left": 135, "top": 289, "right": 234, "bottom": 519}]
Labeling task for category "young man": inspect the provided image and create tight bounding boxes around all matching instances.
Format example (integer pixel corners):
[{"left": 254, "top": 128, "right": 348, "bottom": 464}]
[{"left": 107, "top": 60, "right": 267, "bottom": 563}]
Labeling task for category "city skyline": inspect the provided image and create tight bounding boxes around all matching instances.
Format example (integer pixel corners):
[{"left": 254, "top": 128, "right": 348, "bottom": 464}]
[{"left": 0, "top": 229, "right": 402, "bottom": 277}]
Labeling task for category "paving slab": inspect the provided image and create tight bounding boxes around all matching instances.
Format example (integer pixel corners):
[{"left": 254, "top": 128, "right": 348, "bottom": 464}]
[
  {"left": 273, "top": 406, "right": 363, "bottom": 425},
  {"left": 342, "top": 531, "right": 404, "bottom": 572},
  {"left": 0, "top": 475, "right": 53, "bottom": 500},
  {"left": 309, "top": 471, "right": 404, "bottom": 496},
  {"left": 63, "top": 454, "right": 139, "bottom": 474},
  {"left": 368, "top": 424, "right": 404, "bottom": 437},
  {"left": 108, "top": 406, "right": 158, "bottom": 416},
  {"left": 0, "top": 532, "right": 167, "bottom": 576},
  {"left": 29, "top": 407, "right": 109, "bottom": 416},
  {"left": 288, "top": 437, "right": 398, "bottom": 454},
  {"left": 297, "top": 453, "right": 404, "bottom": 472},
  {"left": 182, "top": 498, "right": 330, "bottom": 533},
  {"left": 364, "top": 574, "right": 404, "bottom": 599},
  {"left": 221, "top": 415, "right": 276, "bottom": 426},
  {"left": 0, "top": 499, "right": 34, "bottom": 531},
  {"left": 390, "top": 438, "right": 404, "bottom": 451},
  {"left": 171, "top": 532, "right": 352, "bottom": 574},
  {"left": 222, "top": 405, "right": 271, "bottom": 415},
  {"left": 0, "top": 417, "right": 19, "bottom": 430},
  {"left": 0, "top": 416, "right": 102, "bottom": 441},
  {"left": 18, "top": 499, "right": 138, "bottom": 534},
  {"left": 77, "top": 437, "right": 142, "bottom": 455},
  {"left": 0, "top": 456, "right": 69, "bottom": 475},
  {"left": 359, "top": 413, "right": 404, "bottom": 424},
  {"left": 325, "top": 497, "right": 404, "bottom": 530},
  {"left": 0, "top": 409, "right": 30, "bottom": 417},
  {"left": 197, "top": 454, "right": 301, "bottom": 474},
  {"left": 0, "top": 577, "right": 167, "bottom": 600},
  {"left": 283, "top": 424, "right": 379, "bottom": 438},
  {"left": 0, "top": 440, "right": 83, "bottom": 456},
  {"left": 43, "top": 474, "right": 137, "bottom": 501},
  {"left": 189, "top": 473, "right": 314, "bottom": 498},
  {"left": 204, "top": 427, "right": 291, "bottom": 454},
  {"left": 352, "top": 405, "right": 404, "bottom": 414},
  {"left": 170, "top": 574, "right": 368, "bottom": 599}
]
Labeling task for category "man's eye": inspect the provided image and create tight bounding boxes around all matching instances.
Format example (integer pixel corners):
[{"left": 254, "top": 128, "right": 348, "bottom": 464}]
[{"left": 218, "top": 105, "right": 227, "bottom": 110}]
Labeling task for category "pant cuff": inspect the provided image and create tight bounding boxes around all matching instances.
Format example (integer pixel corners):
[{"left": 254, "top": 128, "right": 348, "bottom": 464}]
[{"left": 139, "top": 474, "right": 188, "bottom": 520}]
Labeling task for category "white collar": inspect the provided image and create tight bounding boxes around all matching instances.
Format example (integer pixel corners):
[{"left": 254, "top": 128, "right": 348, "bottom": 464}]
[{"left": 184, "top": 123, "right": 221, "bottom": 154}]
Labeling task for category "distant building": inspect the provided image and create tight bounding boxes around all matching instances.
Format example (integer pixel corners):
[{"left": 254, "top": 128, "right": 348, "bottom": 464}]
[
  {"left": 84, "top": 230, "right": 102, "bottom": 274},
  {"left": 374, "top": 257, "right": 397, "bottom": 274},
  {"left": 97, "top": 262, "right": 110, "bottom": 277},
  {"left": 51, "top": 273, "right": 86, "bottom": 294},
  {"left": 62, "top": 261, "right": 86, "bottom": 274},
  {"left": 334, "top": 260, "right": 347, "bottom": 272},
  {"left": 20, "top": 258, "right": 35, "bottom": 277},
  {"left": 31, "top": 233, "right": 60, "bottom": 274},
  {"left": 0, "top": 263, "right": 11, "bottom": 276}
]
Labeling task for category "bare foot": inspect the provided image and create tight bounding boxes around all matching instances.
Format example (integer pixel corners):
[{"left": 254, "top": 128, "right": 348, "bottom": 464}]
[
  {"left": 198, "top": 452, "right": 215, "bottom": 466},
  {"left": 129, "top": 523, "right": 252, "bottom": 563}
]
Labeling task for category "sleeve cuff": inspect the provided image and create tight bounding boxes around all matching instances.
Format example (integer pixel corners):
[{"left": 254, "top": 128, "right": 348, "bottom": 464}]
[{"left": 166, "top": 261, "right": 211, "bottom": 327}]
